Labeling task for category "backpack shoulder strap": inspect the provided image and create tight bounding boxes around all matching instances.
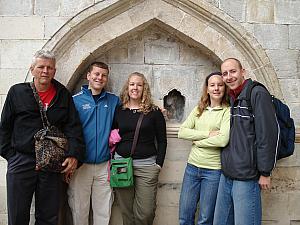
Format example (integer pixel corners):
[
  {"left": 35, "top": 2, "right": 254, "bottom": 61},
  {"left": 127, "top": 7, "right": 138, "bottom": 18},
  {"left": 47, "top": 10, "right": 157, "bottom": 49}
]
[{"left": 245, "top": 80, "right": 266, "bottom": 112}]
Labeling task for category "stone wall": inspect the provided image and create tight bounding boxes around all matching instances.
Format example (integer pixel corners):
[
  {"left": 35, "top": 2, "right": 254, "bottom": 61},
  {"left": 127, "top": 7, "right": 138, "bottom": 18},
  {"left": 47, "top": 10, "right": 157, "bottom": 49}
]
[{"left": 0, "top": 0, "right": 299, "bottom": 225}]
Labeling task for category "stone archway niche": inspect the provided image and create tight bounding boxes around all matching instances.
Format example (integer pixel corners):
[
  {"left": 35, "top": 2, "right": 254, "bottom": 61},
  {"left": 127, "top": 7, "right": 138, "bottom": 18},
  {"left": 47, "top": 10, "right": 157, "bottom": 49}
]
[
  {"left": 42, "top": 0, "right": 282, "bottom": 100},
  {"left": 35, "top": 1, "right": 295, "bottom": 224}
]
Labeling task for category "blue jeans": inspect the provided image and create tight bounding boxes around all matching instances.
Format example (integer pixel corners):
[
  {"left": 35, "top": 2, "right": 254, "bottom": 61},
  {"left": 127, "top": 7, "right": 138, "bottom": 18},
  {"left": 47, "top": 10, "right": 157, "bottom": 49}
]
[
  {"left": 213, "top": 173, "right": 261, "bottom": 225},
  {"left": 179, "top": 163, "right": 221, "bottom": 225}
]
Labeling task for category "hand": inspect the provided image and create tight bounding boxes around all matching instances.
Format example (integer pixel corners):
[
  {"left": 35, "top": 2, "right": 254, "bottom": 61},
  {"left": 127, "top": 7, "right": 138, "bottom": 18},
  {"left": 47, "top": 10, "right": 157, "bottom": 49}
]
[
  {"left": 160, "top": 108, "right": 168, "bottom": 120},
  {"left": 259, "top": 175, "right": 271, "bottom": 190},
  {"left": 61, "top": 157, "right": 78, "bottom": 183},
  {"left": 209, "top": 130, "right": 220, "bottom": 137}
]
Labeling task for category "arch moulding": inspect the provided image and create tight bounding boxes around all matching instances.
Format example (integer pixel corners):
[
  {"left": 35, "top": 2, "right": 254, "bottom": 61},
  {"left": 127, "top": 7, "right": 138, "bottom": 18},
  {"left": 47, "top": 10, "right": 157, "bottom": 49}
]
[
  {"left": 38, "top": 0, "right": 300, "bottom": 140},
  {"left": 42, "top": 0, "right": 283, "bottom": 98}
]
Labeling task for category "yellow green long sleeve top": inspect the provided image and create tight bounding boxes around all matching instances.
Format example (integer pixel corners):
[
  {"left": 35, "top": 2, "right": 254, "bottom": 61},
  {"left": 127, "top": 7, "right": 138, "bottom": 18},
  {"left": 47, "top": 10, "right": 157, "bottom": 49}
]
[{"left": 178, "top": 106, "right": 230, "bottom": 170}]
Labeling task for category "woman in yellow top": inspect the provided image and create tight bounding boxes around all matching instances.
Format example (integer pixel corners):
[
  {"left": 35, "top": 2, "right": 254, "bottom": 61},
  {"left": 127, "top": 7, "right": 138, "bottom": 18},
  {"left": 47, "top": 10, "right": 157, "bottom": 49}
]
[{"left": 178, "top": 72, "right": 230, "bottom": 225}]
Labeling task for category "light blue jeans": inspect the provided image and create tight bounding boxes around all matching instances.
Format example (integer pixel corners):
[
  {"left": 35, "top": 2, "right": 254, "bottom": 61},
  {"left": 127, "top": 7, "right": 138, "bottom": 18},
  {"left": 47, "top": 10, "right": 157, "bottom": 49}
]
[
  {"left": 179, "top": 163, "right": 221, "bottom": 225},
  {"left": 213, "top": 173, "right": 262, "bottom": 225}
]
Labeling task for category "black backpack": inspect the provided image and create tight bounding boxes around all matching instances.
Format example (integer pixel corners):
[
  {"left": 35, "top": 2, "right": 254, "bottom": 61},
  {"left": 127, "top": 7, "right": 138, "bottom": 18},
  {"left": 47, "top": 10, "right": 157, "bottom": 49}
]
[{"left": 246, "top": 81, "right": 296, "bottom": 160}]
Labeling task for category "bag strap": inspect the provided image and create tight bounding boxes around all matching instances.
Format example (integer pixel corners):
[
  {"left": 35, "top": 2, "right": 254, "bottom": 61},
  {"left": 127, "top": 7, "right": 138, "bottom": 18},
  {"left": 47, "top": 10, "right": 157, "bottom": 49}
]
[
  {"left": 30, "top": 81, "right": 51, "bottom": 129},
  {"left": 130, "top": 113, "right": 144, "bottom": 156},
  {"left": 244, "top": 80, "right": 268, "bottom": 113}
]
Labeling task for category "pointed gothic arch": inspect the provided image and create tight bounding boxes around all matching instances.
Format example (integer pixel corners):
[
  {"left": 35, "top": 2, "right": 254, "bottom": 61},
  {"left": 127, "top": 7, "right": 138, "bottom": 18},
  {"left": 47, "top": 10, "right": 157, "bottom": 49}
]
[{"left": 37, "top": 0, "right": 282, "bottom": 99}]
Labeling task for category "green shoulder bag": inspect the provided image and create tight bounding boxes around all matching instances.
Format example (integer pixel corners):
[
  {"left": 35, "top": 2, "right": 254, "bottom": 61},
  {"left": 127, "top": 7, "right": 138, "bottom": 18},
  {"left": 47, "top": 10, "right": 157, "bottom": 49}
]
[{"left": 110, "top": 113, "right": 144, "bottom": 188}]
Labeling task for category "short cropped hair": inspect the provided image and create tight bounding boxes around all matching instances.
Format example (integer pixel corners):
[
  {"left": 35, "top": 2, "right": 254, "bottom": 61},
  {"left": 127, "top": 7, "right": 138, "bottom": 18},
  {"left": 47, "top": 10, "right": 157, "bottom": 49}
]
[
  {"left": 88, "top": 62, "right": 109, "bottom": 73},
  {"left": 221, "top": 58, "right": 243, "bottom": 69},
  {"left": 32, "top": 49, "right": 56, "bottom": 67}
]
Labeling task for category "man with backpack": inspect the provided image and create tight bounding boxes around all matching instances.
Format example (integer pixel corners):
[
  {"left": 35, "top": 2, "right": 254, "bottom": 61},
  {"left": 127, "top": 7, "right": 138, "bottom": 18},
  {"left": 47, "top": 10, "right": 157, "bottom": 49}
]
[{"left": 213, "top": 58, "right": 280, "bottom": 225}]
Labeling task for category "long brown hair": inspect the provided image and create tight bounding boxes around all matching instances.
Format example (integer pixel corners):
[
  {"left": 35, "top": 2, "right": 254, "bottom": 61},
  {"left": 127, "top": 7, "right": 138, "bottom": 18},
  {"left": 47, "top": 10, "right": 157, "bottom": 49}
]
[
  {"left": 120, "top": 72, "right": 157, "bottom": 114},
  {"left": 197, "top": 72, "right": 229, "bottom": 117}
]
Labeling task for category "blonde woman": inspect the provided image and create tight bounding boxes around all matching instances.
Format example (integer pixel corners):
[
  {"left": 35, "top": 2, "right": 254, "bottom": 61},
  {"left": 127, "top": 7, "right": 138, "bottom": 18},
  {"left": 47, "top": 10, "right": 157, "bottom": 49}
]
[
  {"left": 178, "top": 72, "right": 230, "bottom": 225},
  {"left": 113, "top": 72, "right": 167, "bottom": 225}
]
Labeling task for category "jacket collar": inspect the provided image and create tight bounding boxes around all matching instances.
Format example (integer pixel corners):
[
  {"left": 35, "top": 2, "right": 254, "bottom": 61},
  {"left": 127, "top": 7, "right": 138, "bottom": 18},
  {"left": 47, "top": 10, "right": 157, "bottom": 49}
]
[
  {"left": 229, "top": 79, "right": 248, "bottom": 101},
  {"left": 81, "top": 85, "right": 107, "bottom": 98}
]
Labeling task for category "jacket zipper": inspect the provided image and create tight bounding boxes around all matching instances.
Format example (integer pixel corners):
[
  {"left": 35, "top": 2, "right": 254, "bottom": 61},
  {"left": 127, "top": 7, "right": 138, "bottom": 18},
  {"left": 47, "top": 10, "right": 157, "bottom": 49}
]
[{"left": 95, "top": 103, "right": 98, "bottom": 164}]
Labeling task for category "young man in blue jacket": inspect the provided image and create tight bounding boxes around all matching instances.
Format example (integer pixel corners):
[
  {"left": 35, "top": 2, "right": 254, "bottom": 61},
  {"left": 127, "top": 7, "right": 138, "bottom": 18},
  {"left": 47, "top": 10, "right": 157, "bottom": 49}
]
[
  {"left": 213, "top": 58, "right": 279, "bottom": 225},
  {"left": 68, "top": 62, "right": 120, "bottom": 225}
]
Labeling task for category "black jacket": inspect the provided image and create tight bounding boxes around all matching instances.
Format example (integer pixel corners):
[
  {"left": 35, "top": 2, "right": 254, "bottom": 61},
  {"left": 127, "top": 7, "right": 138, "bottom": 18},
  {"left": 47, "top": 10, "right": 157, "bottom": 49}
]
[
  {"left": 221, "top": 79, "right": 279, "bottom": 180},
  {"left": 0, "top": 80, "right": 85, "bottom": 161}
]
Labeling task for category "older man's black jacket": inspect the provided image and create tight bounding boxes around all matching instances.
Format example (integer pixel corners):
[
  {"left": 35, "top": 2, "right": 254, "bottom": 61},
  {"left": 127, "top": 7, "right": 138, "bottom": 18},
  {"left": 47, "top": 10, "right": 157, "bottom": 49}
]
[
  {"left": 0, "top": 79, "right": 85, "bottom": 161},
  {"left": 221, "top": 79, "right": 279, "bottom": 180}
]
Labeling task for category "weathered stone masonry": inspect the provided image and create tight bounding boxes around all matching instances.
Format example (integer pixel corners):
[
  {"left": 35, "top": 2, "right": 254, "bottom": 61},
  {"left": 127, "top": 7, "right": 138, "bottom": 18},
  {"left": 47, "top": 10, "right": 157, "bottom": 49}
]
[{"left": 0, "top": 0, "right": 299, "bottom": 225}]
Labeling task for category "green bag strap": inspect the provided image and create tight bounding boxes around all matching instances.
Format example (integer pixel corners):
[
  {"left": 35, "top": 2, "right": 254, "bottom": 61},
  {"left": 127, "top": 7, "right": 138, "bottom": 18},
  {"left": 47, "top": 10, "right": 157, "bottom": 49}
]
[{"left": 130, "top": 113, "right": 144, "bottom": 156}]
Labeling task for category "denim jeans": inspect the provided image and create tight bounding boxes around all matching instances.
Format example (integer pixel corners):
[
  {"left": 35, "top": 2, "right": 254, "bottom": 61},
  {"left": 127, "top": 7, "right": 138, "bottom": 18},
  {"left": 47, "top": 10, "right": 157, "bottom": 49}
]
[
  {"left": 179, "top": 163, "right": 221, "bottom": 225},
  {"left": 213, "top": 173, "right": 261, "bottom": 225}
]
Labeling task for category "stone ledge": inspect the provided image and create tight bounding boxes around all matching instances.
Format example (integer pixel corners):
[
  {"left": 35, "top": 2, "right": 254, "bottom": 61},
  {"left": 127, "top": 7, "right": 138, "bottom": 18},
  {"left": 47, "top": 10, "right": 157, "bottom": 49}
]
[{"left": 167, "top": 125, "right": 300, "bottom": 143}]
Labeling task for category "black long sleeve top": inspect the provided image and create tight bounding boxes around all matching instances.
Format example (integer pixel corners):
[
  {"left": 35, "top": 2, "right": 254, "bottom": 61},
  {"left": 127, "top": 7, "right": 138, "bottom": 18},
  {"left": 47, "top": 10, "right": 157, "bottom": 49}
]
[{"left": 113, "top": 106, "right": 167, "bottom": 167}]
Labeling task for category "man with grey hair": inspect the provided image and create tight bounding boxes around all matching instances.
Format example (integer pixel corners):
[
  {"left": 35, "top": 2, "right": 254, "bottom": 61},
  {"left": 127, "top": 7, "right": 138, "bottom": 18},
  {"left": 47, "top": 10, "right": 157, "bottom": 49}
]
[{"left": 0, "top": 49, "right": 85, "bottom": 225}]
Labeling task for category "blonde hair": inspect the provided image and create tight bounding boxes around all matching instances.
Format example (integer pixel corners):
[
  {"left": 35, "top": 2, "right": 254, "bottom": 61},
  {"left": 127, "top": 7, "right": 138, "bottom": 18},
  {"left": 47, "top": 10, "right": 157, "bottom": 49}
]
[
  {"left": 120, "top": 72, "right": 157, "bottom": 114},
  {"left": 197, "top": 72, "right": 229, "bottom": 117}
]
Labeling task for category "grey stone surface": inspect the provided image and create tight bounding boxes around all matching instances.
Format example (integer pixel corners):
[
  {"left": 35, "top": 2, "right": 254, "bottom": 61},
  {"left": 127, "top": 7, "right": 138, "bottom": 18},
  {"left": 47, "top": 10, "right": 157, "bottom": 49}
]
[
  {"left": 290, "top": 103, "right": 300, "bottom": 128},
  {"left": 0, "top": 0, "right": 32, "bottom": 15},
  {"left": 0, "top": 186, "right": 6, "bottom": 214},
  {"left": 0, "top": 214, "right": 7, "bottom": 225},
  {"left": 0, "top": 95, "right": 5, "bottom": 115},
  {"left": 159, "top": 159, "right": 186, "bottom": 183},
  {"left": 154, "top": 206, "right": 180, "bottom": 225},
  {"left": 128, "top": 40, "right": 144, "bottom": 64},
  {"left": 266, "top": 49, "right": 300, "bottom": 77},
  {"left": 289, "top": 25, "right": 300, "bottom": 49},
  {"left": 262, "top": 192, "right": 290, "bottom": 224},
  {"left": 275, "top": 0, "right": 300, "bottom": 24},
  {"left": 276, "top": 143, "right": 300, "bottom": 167},
  {"left": 253, "top": 24, "right": 288, "bottom": 49},
  {"left": 179, "top": 44, "right": 218, "bottom": 66},
  {"left": 241, "top": 22, "right": 255, "bottom": 35},
  {"left": 203, "top": 0, "right": 219, "bottom": 7},
  {"left": 145, "top": 39, "right": 180, "bottom": 65},
  {"left": 60, "top": 0, "right": 94, "bottom": 16},
  {"left": 0, "top": 17, "right": 44, "bottom": 39},
  {"left": 106, "top": 64, "right": 154, "bottom": 96},
  {"left": 0, "top": 161, "right": 6, "bottom": 193},
  {"left": 0, "top": 40, "right": 46, "bottom": 69},
  {"left": 44, "top": 16, "right": 70, "bottom": 39},
  {"left": 0, "top": 0, "right": 299, "bottom": 224},
  {"left": 107, "top": 43, "right": 129, "bottom": 64},
  {"left": 279, "top": 79, "right": 300, "bottom": 103},
  {"left": 34, "top": 0, "right": 60, "bottom": 16},
  {"left": 220, "top": 0, "right": 246, "bottom": 22},
  {"left": 164, "top": 138, "right": 191, "bottom": 161},
  {"left": 156, "top": 183, "right": 181, "bottom": 207},
  {"left": 0, "top": 69, "right": 28, "bottom": 94},
  {"left": 246, "top": 0, "right": 274, "bottom": 23}
]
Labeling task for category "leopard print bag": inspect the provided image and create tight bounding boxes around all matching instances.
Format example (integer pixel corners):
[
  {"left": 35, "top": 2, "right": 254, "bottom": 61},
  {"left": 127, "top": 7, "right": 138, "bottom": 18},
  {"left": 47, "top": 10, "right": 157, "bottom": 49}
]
[
  {"left": 34, "top": 125, "right": 68, "bottom": 172},
  {"left": 30, "top": 82, "right": 68, "bottom": 173}
]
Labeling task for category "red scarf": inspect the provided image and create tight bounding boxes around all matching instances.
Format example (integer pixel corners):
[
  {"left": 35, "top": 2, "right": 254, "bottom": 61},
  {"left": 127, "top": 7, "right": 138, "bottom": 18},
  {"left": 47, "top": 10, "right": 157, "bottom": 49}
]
[{"left": 229, "top": 80, "right": 247, "bottom": 101}]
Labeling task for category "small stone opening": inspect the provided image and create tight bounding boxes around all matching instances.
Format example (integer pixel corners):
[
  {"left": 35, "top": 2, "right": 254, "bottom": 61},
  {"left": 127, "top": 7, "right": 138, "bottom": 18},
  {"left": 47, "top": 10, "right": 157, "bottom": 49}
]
[{"left": 163, "top": 89, "right": 185, "bottom": 122}]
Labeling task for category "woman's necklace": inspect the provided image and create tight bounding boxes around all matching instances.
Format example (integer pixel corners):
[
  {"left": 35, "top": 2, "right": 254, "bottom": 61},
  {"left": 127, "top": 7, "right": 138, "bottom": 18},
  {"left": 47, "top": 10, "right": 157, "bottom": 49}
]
[{"left": 128, "top": 104, "right": 139, "bottom": 113}]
